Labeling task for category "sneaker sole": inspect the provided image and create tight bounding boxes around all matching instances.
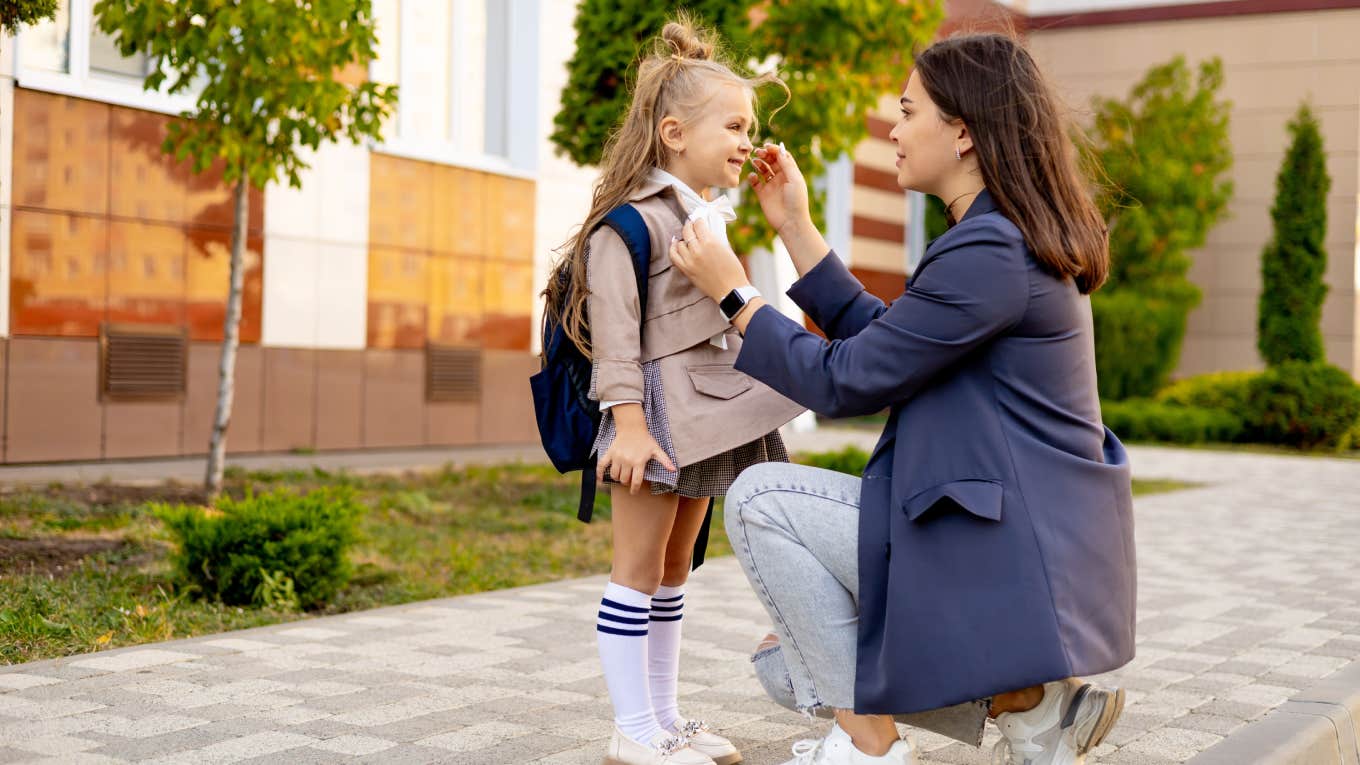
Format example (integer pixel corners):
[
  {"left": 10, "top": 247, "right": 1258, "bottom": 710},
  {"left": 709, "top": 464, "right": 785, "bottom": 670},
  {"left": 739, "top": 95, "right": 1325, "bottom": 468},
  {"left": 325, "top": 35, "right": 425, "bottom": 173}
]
[
  {"left": 712, "top": 755, "right": 741, "bottom": 765},
  {"left": 1073, "top": 685, "right": 1125, "bottom": 755}
]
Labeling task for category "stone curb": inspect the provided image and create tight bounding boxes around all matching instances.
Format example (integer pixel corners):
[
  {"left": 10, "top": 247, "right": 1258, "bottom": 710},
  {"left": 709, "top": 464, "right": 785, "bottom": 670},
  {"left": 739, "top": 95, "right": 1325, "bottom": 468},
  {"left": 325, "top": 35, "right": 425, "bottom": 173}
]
[{"left": 1188, "top": 659, "right": 1360, "bottom": 765}]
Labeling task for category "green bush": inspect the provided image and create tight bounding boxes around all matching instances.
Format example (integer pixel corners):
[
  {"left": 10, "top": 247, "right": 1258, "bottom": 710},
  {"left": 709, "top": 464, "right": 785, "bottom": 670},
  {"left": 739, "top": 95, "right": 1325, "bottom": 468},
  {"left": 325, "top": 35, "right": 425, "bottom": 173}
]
[
  {"left": 156, "top": 488, "right": 361, "bottom": 610},
  {"left": 1240, "top": 362, "right": 1360, "bottom": 449},
  {"left": 1155, "top": 370, "right": 1258, "bottom": 412},
  {"left": 1092, "top": 291, "right": 1193, "bottom": 399},
  {"left": 1087, "top": 55, "right": 1233, "bottom": 400},
  {"left": 794, "top": 446, "right": 870, "bottom": 476},
  {"left": 1259, "top": 104, "right": 1331, "bottom": 366},
  {"left": 1101, "top": 399, "right": 1244, "bottom": 444}
]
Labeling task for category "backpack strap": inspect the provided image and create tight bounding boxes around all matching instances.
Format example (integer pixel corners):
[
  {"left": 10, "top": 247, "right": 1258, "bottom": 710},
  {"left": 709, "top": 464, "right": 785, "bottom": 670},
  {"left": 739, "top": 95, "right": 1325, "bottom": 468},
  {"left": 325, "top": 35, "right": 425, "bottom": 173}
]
[{"left": 577, "top": 204, "right": 652, "bottom": 525}]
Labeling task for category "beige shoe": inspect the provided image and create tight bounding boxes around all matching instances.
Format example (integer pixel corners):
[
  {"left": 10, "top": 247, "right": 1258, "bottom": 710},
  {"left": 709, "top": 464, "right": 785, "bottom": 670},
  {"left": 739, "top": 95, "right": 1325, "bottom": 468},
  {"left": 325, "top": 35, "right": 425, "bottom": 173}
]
[
  {"left": 672, "top": 719, "right": 741, "bottom": 765},
  {"left": 604, "top": 727, "right": 716, "bottom": 765}
]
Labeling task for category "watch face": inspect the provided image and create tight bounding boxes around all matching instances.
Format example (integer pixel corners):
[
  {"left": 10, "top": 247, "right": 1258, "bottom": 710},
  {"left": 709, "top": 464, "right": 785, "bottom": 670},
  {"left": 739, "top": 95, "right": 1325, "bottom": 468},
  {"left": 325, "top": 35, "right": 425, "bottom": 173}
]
[{"left": 720, "top": 289, "right": 745, "bottom": 320}]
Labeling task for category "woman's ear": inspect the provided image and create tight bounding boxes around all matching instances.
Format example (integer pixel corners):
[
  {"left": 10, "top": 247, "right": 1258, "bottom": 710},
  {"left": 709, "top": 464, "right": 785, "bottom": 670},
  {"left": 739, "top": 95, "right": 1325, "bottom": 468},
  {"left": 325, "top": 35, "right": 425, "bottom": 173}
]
[
  {"left": 954, "top": 123, "right": 975, "bottom": 159},
  {"left": 659, "top": 115, "right": 686, "bottom": 155}
]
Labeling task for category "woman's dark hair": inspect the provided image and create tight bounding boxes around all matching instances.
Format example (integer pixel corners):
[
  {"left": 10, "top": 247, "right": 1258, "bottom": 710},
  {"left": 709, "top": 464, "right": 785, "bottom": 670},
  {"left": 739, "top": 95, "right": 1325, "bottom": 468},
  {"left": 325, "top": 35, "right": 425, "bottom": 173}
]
[{"left": 915, "top": 33, "right": 1109, "bottom": 293}]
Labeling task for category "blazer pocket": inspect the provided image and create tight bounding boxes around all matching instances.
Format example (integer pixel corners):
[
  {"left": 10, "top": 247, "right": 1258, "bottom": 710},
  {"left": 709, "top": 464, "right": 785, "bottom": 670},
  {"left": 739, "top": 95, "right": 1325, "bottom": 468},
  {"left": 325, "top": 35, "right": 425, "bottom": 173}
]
[
  {"left": 687, "top": 365, "right": 753, "bottom": 400},
  {"left": 903, "top": 478, "right": 1003, "bottom": 523}
]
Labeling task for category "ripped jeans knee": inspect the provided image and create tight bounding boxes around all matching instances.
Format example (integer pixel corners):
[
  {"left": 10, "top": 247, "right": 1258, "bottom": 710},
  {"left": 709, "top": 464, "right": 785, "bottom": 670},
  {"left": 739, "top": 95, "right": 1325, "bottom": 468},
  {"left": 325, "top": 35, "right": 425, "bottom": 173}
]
[{"left": 751, "top": 641, "right": 836, "bottom": 720}]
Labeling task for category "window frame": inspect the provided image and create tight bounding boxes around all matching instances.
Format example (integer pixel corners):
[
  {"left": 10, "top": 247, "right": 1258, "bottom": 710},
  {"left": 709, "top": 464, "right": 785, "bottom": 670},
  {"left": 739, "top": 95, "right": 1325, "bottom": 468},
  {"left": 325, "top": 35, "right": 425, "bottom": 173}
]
[
  {"left": 11, "top": 0, "right": 200, "bottom": 117},
  {"left": 371, "top": 0, "right": 538, "bottom": 180}
]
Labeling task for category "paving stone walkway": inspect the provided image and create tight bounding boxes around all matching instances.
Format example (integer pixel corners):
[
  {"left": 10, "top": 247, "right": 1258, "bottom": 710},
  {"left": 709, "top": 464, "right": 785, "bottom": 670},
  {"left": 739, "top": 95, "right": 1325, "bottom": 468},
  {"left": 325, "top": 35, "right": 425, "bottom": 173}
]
[{"left": 1, "top": 435, "right": 1358, "bottom": 764}]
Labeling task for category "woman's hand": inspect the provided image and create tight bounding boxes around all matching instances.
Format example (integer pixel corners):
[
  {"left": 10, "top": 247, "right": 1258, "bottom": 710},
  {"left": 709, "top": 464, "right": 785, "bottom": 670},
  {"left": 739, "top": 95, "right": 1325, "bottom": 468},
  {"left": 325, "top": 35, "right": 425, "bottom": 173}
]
[
  {"left": 598, "top": 404, "right": 675, "bottom": 494},
  {"left": 669, "top": 218, "right": 750, "bottom": 303},
  {"left": 749, "top": 143, "right": 810, "bottom": 236}
]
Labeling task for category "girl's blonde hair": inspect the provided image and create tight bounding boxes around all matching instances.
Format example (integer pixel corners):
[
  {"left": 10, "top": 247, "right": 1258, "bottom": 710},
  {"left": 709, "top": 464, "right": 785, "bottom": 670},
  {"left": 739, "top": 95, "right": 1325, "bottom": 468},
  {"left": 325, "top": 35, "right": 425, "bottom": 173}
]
[{"left": 543, "top": 14, "right": 786, "bottom": 358}]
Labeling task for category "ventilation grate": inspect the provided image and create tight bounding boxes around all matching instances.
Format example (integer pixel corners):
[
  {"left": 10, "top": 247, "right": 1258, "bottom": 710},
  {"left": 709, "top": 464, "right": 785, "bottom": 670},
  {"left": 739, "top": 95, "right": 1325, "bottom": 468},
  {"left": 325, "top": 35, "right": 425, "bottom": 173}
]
[
  {"left": 100, "top": 324, "right": 188, "bottom": 400},
  {"left": 427, "top": 346, "right": 480, "bottom": 402}
]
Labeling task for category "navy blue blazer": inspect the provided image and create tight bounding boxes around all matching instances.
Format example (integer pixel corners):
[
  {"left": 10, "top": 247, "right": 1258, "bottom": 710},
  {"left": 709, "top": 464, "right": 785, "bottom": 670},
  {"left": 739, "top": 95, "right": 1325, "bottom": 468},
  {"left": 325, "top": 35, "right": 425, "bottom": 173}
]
[{"left": 735, "top": 190, "right": 1136, "bottom": 714}]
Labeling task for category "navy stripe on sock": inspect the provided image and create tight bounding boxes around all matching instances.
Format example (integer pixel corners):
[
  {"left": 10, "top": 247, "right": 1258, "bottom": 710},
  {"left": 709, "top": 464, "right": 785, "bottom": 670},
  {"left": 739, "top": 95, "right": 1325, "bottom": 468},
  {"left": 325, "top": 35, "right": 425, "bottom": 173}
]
[
  {"left": 650, "top": 614, "right": 683, "bottom": 622},
  {"left": 601, "top": 598, "right": 650, "bottom": 614},
  {"left": 651, "top": 604, "right": 683, "bottom": 613},
  {"left": 597, "top": 624, "right": 648, "bottom": 637},
  {"left": 598, "top": 611, "right": 649, "bottom": 626},
  {"left": 652, "top": 594, "right": 684, "bottom": 603}
]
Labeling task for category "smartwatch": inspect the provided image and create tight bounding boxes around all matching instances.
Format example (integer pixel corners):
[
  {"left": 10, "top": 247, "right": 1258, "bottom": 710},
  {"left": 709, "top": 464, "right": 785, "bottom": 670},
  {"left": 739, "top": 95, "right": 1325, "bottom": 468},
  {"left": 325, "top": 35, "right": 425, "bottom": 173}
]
[{"left": 719, "top": 285, "right": 762, "bottom": 321}]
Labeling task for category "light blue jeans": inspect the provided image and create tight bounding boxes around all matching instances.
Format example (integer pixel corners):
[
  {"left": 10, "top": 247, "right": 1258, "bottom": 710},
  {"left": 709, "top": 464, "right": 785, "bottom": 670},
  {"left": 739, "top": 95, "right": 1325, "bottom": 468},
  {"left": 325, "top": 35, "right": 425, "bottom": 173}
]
[{"left": 726, "top": 462, "right": 990, "bottom": 746}]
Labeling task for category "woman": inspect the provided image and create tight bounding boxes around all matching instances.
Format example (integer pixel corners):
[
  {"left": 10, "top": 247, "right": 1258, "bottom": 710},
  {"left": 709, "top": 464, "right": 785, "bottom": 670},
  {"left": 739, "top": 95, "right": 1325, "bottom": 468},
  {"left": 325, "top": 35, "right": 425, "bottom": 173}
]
[{"left": 668, "top": 33, "right": 1135, "bottom": 765}]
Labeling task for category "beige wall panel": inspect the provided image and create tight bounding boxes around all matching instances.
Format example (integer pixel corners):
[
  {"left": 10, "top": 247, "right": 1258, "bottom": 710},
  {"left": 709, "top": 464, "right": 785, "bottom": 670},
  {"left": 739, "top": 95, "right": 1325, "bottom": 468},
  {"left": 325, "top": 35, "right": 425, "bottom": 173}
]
[
  {"left": 261, "top": 348, "right": 318, "bottom": 453},
  {"left": 105, "top": 400, "right": 182, "bottom": 460},
  {"left": 852, "top": 186, "right": 907, "bottom": 224},
  {"left": 850, "top": 236, "right": 906, "bottom": 274},
  {"left": 4, "top": 338, "right": 101, "bottom": 462},
  {"left": 361, "top": 349, "right": 423, "bottom": 448},
  {"left": 315, "top": 350, "right": 364, "bottom": 451}
]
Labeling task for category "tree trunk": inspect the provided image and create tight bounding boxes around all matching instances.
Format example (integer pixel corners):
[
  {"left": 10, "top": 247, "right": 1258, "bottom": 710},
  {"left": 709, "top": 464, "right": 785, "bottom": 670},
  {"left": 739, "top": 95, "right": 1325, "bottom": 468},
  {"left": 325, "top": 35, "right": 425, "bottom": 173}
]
[{"left": 205, "top": 174, "right": 249, "bottom": 495}]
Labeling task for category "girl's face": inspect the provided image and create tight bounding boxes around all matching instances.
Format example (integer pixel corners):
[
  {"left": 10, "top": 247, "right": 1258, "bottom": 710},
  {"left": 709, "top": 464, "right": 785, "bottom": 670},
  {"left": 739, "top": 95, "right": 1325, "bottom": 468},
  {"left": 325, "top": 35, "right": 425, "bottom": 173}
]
[
  {"left": 889, "top": 70, "right": 969, "bottom": 195},
  {"left": 662, "top": 81, "right": 756, "bottom": 191}
]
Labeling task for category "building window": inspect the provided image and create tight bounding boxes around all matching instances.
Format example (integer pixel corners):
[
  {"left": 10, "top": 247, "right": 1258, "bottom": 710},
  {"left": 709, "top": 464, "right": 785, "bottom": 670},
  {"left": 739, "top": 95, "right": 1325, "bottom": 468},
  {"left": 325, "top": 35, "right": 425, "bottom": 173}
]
[
  {"left": 13, "top": 0, "right": 197, "bottom": 115},
  {"left": 370, "top": 0, "right": 538, "bottom": 177}
]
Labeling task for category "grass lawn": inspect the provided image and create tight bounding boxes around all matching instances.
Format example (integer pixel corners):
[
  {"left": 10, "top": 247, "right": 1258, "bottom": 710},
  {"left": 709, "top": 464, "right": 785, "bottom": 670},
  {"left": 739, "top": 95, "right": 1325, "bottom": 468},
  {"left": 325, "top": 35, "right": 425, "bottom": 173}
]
[{"left": 1, "top": 460, "right": 1187, "bottom": 666}]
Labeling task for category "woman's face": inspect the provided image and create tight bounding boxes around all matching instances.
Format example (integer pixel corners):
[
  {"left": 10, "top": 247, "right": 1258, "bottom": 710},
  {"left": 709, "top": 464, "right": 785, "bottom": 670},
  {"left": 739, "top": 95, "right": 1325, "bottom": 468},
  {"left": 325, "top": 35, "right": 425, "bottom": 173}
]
[{"left": 889, "top": 70, "right": 964, "bottom": 196}]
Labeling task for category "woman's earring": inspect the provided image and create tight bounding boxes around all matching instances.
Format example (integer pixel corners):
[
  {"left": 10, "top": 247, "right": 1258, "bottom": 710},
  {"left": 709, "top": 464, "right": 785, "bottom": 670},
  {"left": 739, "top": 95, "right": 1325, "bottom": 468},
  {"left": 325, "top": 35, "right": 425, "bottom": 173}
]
[{"left": 955, "top": 145, "right": 962, "bottom": 161}]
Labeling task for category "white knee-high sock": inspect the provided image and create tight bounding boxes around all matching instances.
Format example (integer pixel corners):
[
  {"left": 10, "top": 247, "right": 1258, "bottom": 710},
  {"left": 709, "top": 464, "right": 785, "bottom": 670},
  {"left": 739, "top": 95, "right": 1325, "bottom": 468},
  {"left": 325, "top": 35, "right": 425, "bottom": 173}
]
[
  {"left": 648, "top": 583, "right": 685, "bottom": 731},
  {"left": 598, "top": 581, "right": 662, "bottom": 744}
]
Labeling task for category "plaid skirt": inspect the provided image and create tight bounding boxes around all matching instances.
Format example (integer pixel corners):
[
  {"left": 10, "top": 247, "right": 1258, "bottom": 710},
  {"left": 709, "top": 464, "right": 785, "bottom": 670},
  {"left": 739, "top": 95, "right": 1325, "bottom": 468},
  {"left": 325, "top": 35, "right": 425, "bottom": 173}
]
[{"left": 592, "top": 359, "right": 788, "bottom": 498}]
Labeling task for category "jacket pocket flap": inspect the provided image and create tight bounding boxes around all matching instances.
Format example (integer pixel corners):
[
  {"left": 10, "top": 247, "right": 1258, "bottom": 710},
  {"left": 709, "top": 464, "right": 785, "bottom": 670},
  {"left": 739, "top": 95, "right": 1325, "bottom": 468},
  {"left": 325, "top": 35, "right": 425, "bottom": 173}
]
[
  {"left": 687, "top": 366, "right": 753, "bottom": 400},
  {"left": 903, "top": 479, "right": 1003, "bottom": 522}
]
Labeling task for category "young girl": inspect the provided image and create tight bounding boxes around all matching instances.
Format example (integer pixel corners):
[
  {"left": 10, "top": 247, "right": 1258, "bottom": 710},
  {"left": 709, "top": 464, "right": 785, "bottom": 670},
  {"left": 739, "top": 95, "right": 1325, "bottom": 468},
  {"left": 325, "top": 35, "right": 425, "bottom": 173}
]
[{"left": 544, "top": 17, "right": 805, "bottom": 765}]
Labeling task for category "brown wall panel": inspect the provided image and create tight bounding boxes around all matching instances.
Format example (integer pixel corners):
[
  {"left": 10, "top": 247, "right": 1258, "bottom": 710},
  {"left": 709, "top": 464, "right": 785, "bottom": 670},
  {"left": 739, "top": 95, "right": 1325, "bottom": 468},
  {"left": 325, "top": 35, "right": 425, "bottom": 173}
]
[
  {"left": 261, "top": 348, "right": 317, "bottom": 453},
  {"left": 109, "top": 104, "right": 186, "bottom": 224},
  {"left": 479, "top": 350, "right": 540, "bottom": 445},
  {"left": 182, "top": 343, "right": 263, "bottom": 455},
  {"left": 851, "top": 266, "right": 908, "bottom": 306},
  {"left": 0, "top": 339, "right": 7, "bottom": 463},
  {"left": 10, "top": 211, "right": 108, "bottom": 337},
  {"left": 361, "top": 349, "right": 424, "bottom": 448},
  {"left": 11, "top": 90, "right": 111, "bottom": 217},
  {"left": 315, "top": 350, "right": 364, "bottom": 450},
  {"left": 427, "top": 401, "right": 479, "bottom": 446},
  {"left": 4, "top": 338, "right": 102, "bottom": 462},
  {"left": 104, "top": 400, "right": 182, "bottom": 460}
]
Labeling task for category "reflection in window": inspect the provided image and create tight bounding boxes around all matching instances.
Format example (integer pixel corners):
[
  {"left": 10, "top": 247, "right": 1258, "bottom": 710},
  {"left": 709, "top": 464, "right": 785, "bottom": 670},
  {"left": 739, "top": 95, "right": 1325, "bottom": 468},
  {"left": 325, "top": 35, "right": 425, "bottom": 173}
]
[
  {"left": 89, "top": 26, "right": 149, "bottom": 79},
  {"left": 19, "top": 2, "right": 71, "bottom": 74}
]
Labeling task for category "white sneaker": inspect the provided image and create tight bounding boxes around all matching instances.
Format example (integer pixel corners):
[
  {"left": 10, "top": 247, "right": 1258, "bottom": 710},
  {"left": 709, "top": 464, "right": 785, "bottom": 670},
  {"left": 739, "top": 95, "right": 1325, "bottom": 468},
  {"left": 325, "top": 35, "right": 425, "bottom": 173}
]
[
  {"left": 605, "top": 727, "right": 716, "bottom": 765},
  {"left": 781, "top": 722, "right": 916, "bottom": 765},
  {"left": 991, "top": 679, "right": 1126, "bottom": 765},
  {"left": 671, "top": 719, "right": 741, "bottom": 765}
]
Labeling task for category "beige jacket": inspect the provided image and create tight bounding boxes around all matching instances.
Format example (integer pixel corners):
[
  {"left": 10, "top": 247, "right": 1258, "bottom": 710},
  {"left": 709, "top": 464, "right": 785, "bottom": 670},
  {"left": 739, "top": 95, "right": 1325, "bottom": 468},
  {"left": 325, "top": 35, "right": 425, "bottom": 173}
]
[{"left": 587, "top": 177, "right": 806, "bottom": 467}]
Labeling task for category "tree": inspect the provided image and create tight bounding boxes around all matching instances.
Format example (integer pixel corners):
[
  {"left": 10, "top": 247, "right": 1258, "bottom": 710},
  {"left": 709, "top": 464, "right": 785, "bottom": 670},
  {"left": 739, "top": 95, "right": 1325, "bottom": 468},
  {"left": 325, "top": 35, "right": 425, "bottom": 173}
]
[
  {"left": 1258, "top": 102, "right": 1331, "bottom": 366},
  {"left": 552, "top": 0, "right": 943, "bottom": 255},
  {"left": 94, "top": 0, "right": 398, "bottom": 494},
  {"left": 1085, "top": 56, "right": 1234, "bottom": 398},
  {"left": 0, "top": 0, "right": 57, "bottom": 34}
]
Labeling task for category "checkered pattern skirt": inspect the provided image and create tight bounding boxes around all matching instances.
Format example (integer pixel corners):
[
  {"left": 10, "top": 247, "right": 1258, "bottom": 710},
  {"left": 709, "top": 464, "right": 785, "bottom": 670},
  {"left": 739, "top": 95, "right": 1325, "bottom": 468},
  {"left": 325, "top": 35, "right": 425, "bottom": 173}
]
[{"left": 591, "top": 359, "right": 788, "bottom": 498}]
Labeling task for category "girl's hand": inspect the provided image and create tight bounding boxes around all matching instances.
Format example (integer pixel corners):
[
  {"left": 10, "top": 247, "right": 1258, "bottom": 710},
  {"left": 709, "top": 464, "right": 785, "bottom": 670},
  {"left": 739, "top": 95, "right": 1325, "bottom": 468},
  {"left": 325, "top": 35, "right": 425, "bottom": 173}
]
[
  {"left": 670, "top": 219, "right": 749, "bottom": 303},
  {"left": 598, "top": 410, "right": 675, "bottom": 494},
  {"left": 749, "top": 143, "right": 810, "bottom": 236}
]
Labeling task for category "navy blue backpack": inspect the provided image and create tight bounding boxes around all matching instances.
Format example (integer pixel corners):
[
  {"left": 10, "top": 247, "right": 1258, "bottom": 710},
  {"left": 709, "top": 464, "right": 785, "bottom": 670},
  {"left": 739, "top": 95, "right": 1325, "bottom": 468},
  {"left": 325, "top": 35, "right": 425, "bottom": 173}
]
[{"left": 529, "top": 204, "right": 713, "bottom": 568}]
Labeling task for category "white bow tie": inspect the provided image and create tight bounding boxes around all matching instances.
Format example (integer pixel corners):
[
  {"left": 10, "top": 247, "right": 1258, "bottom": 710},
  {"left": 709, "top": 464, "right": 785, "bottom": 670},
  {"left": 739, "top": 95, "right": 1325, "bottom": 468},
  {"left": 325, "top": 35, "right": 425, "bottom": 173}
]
[{"left": 649, "top": 169, "right": 738, "bottom": 349}]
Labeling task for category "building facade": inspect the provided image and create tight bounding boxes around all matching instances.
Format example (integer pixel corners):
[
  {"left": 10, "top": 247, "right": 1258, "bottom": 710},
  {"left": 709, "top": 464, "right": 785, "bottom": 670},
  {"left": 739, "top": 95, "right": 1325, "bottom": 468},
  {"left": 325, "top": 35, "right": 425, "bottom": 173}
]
[
  {"left": 0, "top": 0, "right": 1356, "bottom": 464},
  {"left": 0, "top": 0, "right": 544, "bottom": 463}
]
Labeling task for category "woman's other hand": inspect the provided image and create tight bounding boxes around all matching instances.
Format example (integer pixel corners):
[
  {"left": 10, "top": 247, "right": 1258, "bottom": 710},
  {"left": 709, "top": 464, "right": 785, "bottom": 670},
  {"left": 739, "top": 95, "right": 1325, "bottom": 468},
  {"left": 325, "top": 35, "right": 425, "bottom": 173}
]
[
  {"left": 670, "top": 219, "right": 750, "bottom": 303},
  {"left": 750, "top": 143, "right": 810, "bottom": 236}
]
